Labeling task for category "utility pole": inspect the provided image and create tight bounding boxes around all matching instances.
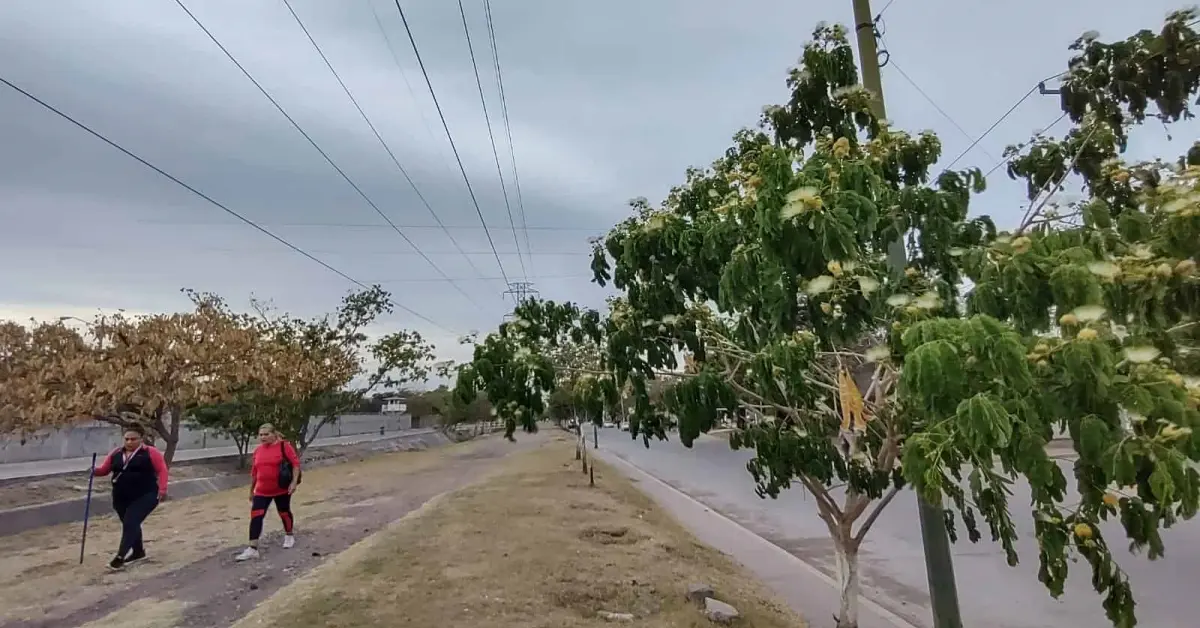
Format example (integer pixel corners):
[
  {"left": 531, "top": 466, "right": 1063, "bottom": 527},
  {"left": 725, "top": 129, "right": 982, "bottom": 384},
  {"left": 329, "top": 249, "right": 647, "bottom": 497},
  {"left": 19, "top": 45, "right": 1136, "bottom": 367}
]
[{"left": 849, "top": 1, "right": 964, "bottom": 626}]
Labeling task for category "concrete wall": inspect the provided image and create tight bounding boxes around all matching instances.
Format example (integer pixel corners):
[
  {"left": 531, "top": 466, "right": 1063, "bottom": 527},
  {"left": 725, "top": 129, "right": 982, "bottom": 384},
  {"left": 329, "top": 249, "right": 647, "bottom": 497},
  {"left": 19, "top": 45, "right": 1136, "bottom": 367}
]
[{"left": 0, "top": 413, "right": 417, "bottom": 464}]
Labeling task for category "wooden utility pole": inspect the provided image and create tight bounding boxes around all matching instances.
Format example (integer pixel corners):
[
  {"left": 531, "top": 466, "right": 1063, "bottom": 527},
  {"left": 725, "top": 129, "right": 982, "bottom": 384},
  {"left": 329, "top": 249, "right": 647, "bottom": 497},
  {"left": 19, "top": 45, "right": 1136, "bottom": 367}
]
[{"left": 849, "top": 0, "right": 964, "bottom": 626}]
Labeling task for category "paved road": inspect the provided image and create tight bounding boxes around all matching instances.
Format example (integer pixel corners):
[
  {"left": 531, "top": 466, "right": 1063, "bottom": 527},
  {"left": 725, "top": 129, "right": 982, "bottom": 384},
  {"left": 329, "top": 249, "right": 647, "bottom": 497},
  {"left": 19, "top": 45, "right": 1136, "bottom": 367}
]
[
  {"left": 599, "top": 428, "right": 1200, "bottom": 628},
  {"left": 0, "top": 429, "right": 437, "bottom": 481}
]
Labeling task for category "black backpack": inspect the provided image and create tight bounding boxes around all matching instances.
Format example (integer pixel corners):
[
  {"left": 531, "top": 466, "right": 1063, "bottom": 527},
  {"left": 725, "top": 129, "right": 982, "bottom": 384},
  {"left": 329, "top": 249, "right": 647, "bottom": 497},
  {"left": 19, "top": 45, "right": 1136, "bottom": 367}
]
[{"left": 276, "top": 441, "right": 302, "bottom": 489}]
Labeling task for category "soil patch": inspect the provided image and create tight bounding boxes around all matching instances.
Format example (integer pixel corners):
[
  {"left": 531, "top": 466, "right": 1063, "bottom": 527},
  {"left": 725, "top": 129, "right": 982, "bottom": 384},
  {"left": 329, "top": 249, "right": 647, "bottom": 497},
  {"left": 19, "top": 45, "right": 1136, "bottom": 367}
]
[{"left": 233, "top": 439, "right": 804, "bottom": 628}]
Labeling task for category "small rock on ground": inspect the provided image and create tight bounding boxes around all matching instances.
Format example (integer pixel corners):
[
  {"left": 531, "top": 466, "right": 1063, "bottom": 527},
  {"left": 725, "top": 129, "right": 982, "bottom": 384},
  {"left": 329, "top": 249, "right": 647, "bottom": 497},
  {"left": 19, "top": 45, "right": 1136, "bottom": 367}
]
[
  {"left": 598, "top": 610, "right": 635, "bottom": 622},
  {"left": 686, "top": 582, "right": 716, "bottom": 605},
  {"left": 704, "top": 597, "right": 740, "bottom": 624}
]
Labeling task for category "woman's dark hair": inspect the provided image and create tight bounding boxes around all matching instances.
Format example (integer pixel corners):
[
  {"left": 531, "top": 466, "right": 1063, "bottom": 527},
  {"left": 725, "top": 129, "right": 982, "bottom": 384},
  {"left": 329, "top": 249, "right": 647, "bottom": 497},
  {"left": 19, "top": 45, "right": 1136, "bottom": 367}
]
[{"left": 124, "top": 425, "right": 146, "bottom": 437}]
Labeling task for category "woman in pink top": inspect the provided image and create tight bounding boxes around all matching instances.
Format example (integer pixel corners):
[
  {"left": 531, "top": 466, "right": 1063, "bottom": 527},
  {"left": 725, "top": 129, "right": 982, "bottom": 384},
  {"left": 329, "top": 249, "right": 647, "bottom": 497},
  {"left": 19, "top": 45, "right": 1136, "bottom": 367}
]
[{"left": 92, "top": 425, "right": 169, "bottom": 570}]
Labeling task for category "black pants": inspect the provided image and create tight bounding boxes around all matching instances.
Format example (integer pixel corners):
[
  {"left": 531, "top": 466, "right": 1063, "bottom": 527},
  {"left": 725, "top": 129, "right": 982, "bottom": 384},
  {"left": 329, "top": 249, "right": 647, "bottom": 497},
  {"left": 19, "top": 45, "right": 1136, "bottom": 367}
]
[
  {"left": 249, "top": 494, "right": 293, "bottom": 542},
  {"left": 113, "top": 491, "right": 158, "bottom": 558}
]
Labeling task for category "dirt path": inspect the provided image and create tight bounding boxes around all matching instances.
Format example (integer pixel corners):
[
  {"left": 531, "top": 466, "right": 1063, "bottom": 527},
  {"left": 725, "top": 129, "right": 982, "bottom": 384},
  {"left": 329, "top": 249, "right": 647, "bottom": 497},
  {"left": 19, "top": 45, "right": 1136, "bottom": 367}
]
[{"left": 0, "top": 433, "right": 547, "bottom": 628}]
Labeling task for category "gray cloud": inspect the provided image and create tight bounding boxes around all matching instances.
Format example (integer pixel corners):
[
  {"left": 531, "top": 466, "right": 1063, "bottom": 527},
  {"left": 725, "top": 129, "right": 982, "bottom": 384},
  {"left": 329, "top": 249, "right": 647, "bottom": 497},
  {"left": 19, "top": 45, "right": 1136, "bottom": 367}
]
[{"left": 2, "top": 0, "right": 1197, "bottom": 364}]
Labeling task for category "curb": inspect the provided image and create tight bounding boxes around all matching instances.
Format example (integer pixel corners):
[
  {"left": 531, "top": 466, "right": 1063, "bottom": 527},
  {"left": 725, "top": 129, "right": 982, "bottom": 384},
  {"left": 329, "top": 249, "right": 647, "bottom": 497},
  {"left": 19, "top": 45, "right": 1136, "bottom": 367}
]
[
  {"left": 0, "top": 430, "right": 452, "bottom": 538},
  {"left": 596, "top": 448, "right": 920, "bottom": 628}
]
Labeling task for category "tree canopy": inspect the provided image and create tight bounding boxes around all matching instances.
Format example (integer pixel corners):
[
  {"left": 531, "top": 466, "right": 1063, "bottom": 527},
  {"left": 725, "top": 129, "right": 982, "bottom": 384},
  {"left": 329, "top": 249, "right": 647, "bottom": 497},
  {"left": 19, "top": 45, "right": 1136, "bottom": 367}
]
[
  {"left": 454, "top": 11, "right": 1200, "bottom": 627},
  {"left": 0, "top": 285, "right": 436, "bottom": 462}
]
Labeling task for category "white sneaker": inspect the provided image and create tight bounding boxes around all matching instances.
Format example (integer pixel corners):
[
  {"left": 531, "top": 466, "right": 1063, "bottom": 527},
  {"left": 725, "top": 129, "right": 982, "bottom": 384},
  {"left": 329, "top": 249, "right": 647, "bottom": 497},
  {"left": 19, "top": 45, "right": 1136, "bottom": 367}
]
[
  {"left": 282, "top": 535, "right": 295, "bottom": 549},
  {"left": 235, "top": 547, "right": 259, "bottom": 561}
]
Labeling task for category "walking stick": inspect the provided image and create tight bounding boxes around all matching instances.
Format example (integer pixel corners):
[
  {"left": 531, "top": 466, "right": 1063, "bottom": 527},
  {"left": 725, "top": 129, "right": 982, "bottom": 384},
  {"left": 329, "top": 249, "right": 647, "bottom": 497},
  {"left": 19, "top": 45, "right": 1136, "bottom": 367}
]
[{"left": 79, "top": 453, "right": 97, "bottom": 564}]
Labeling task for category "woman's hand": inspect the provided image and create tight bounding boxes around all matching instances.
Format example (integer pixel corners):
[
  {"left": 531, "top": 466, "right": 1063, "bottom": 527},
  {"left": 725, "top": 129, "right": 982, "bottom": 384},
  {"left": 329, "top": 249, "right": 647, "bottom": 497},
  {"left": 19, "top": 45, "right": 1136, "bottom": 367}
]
[{"left": 287, "top": 483, "right": 297, "bottom": 495}]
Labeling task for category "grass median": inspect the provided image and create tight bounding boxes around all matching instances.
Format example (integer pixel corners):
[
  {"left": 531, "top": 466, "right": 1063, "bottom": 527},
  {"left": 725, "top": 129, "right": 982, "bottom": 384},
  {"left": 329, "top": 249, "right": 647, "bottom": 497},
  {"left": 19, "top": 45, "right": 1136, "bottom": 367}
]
[{"left": 234, "top": 438, "right": 804, "bottom": 628}]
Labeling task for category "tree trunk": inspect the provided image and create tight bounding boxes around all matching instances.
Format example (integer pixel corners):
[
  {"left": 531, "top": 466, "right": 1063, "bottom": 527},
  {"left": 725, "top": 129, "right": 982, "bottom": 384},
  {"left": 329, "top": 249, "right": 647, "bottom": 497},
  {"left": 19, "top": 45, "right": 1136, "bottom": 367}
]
[
  {"left": 834, "top": 541, "right": 862, "bottom": 628},
  {"left": 235, "top": 435, "right": 249, "bottom": 469},
  {"left": 158, "top": 406, "right": 182, "bottom": 465}
]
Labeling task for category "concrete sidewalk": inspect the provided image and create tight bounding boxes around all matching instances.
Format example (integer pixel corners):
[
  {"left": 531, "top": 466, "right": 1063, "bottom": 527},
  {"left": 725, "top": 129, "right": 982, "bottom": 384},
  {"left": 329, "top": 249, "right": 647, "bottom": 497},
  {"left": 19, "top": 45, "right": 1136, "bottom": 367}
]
[
  {"left": 595, "top": 447, "right": 918, "bottom": 628},
  {"left": 0, "top": 429, "right": 435, "bottom": 481}
]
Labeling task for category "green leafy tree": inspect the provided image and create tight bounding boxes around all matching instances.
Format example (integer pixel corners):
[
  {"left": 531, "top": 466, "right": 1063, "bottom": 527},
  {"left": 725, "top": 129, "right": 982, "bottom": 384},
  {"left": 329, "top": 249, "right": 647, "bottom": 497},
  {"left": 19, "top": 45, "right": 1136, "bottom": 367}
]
[
  {"left": 456, "top": 13, "right": 1200, "bottom": 628},
  {"left": 254, "top": 286, "right": 436, "bottom": 451},
  {"left": 188, "top": 390, "right": 279, "bottom": 468}
]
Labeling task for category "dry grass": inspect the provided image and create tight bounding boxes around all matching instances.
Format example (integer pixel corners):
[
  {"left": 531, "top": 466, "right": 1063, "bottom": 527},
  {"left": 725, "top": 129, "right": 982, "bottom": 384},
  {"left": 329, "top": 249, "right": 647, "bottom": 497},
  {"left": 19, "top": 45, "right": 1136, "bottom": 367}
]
[
  {"left": 0, "top": 437, "right": 493, "bottom": 622},
  {"left": 76, "top": 598, "right": 187, "bottom": 628},
  {"left": 234, "top": 439, "right": 804, "bottom": 628}
]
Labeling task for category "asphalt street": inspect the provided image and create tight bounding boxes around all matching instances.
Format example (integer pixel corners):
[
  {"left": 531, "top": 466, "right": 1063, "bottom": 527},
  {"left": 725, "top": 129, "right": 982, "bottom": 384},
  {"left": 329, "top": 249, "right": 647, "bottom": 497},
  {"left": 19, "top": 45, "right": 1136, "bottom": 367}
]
[{"left": 599, "top": 428, "right": 1200, "bottom": 628}]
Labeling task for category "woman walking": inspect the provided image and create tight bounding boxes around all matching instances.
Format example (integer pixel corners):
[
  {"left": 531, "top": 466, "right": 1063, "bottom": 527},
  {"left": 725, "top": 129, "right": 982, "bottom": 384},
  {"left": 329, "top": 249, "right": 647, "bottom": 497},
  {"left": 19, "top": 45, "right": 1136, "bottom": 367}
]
[
  {"left": 92, "top": 425, "right": 169, "bottom": 570},
  {"left": 236, "top": 423, "right": 300, "bottom": 561}
]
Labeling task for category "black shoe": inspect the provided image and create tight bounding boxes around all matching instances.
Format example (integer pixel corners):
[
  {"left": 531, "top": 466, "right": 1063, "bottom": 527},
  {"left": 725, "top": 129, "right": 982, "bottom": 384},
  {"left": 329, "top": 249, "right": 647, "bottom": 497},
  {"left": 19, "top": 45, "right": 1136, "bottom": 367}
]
[
  {"left": 125, "top": 549, "right": 146, "bottom": 563},
  {"left": 107, "top": 556, "right": 125, "bottom": 571}
]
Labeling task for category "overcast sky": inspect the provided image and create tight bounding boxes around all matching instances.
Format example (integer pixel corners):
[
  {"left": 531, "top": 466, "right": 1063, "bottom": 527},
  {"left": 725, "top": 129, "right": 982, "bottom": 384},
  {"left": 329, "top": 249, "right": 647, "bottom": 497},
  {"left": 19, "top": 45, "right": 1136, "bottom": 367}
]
[{"left": 1, "top": 0, "right": 1195, "bottom": 370}]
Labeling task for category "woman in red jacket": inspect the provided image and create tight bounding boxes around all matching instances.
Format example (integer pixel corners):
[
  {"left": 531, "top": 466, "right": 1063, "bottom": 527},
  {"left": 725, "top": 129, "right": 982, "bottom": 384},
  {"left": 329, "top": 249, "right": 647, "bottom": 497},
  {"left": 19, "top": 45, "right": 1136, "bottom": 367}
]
[
  {"left": 235, "top": 423, "right": 300, "bottom": 561},
  {"left": 92, "top": 425, "right": 169, "bottom": 570}
]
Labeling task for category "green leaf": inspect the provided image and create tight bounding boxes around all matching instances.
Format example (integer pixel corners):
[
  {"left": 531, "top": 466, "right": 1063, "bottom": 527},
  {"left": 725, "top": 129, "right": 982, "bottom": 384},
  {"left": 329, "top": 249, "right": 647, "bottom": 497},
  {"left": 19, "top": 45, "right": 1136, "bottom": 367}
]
[
  {"left": 955, "top": 393, "right": 1014, "bottom": 451},
  {"left": 1078, "top": 415, "right": 1110, "bottom": 463},
  {"left": 1149, "top": 464, "right": 1175, "bottom": 503}
]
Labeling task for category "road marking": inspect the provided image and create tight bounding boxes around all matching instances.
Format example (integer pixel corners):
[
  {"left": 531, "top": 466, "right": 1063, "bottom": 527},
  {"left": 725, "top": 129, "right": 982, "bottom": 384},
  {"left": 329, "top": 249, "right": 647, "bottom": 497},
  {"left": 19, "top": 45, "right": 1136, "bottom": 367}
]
[{"left": 598, "top": 448, "right": 920, "bottom": 628}]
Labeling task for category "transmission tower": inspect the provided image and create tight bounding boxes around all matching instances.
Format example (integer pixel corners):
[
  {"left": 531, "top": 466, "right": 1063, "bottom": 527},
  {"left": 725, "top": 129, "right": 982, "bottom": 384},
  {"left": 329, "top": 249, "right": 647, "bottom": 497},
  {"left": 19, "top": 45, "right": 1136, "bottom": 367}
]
[{"left": 502, "top": 281, "right": 539, "bottom": 320}]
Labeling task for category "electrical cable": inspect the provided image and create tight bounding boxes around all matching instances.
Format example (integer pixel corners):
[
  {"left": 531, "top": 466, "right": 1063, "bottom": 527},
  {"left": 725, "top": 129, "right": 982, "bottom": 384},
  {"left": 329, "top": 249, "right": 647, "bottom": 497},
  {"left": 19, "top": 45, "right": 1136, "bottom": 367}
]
[
  {"left": 391, "top": 0, "right": 512, "bottom": 288},
  {"left": 276, "top": 0, "right": 491, "bottom": 308},
  {"left": 483, "top": 0, "right": 534, "bottom": 275},
  {"left": 945, "top": 16, "right": 1198, "bottom": 171},
  {"left": 982, "top": 112, "right": 1068, "bottom": 178},
  {"left": 455, "top": 0, "right": 526, "bottom": 282},
  {"left": 137, "top": 219, "right": 607, "bottom": 231},
  {"left": 369, "top": 0, "right": 459, "bottom": 186},
  {"left": 0, "top": 74, "right": 453, "bottom": 333},
  {"left": 943, "top": 71, "right": 1066, "bottom": 171},
  {"left": 879, "top": 34, "right": 998, "bottom": 163}
]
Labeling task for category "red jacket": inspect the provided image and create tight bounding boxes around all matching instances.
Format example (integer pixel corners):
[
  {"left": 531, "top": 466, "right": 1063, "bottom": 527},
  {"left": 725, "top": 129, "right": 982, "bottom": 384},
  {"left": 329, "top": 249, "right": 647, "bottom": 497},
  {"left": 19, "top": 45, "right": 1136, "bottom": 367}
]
[{"left": 250, "top": 440, "right": 301, "bottom": 497}]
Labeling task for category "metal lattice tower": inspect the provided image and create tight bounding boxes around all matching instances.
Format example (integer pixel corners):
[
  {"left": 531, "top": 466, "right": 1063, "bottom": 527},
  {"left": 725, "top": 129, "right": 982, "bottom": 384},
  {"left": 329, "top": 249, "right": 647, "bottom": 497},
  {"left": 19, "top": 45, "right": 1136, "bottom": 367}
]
[{"left": 502, "top": 281, "right": 539, "bottom": 319}]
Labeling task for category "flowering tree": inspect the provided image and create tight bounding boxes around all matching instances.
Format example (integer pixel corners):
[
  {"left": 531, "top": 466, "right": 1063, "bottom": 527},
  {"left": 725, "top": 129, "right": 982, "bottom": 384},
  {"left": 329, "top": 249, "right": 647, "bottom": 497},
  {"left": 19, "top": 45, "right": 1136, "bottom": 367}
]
[{"left": 455, "top": 12, "right": 1200, "bottom": 628}]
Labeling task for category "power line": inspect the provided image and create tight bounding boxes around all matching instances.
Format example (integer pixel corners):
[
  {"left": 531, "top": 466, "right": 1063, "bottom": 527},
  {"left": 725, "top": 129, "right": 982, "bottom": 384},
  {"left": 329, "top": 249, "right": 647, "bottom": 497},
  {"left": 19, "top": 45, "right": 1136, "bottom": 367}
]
[
  {"left": 880, "top": 39, "right": 997, "bottom": 163},
  {"left": 455, "top": 0, "right": 526, "bottom": 281},
  {"left": 277, "top": 0, "right": 491, "bottom": 308},
  {"left": 391, "top": 0, "right": 512, "bottom": 287},
  {"left": 23, "top": 243, "right": 595, "bottom": 257},
  {"left": 136, "top": 219, "right": 609, "bottom": 231},
  {"left": 483, "top": 0, "right": 534, "bottom": 274},
  {"left": 0, "top": 75, "right": 452, "bottom": 333},
  {"left": 943, "top": 71, "right": 1066, "bottom": 171},
  {"left": 368, "top": 0, "right": 457, "bottom": 184},
  {"left": 376, "top": 275, "right": 588, "bottom": 284},
  {"left": 982, "top": 112, "right": 1068, "bottom": 178},
  {"left": 946, "top": 16, "right": 1199, "bottom": 172}
]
